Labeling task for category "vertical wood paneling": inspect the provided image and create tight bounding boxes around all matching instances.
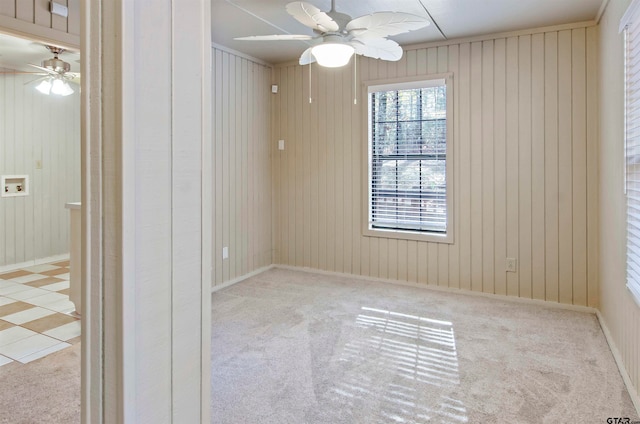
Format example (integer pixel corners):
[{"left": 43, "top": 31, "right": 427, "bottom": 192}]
[
  {"left": 458, "top": 42, "right": 472, "bottom": 292},
  {"left": 482, "top": 40, "right": 495, "bottom": 294},
  {"left": 558, "top": 30, "right": 574, "bottom": 304},
  {"left": 505, "top": 36, "right": 519, "bottom": 297},
  {"left": 1, "top": 0, "right": 80, "bottom": 37},
  {"left": 0, "top": 74, "right": 80, "bottom": 268},
  {"left": 211, "top": 48, "right": 272, "bottom": 287},
  {"left": 585, "top": 26, "right": 598, "bottom": 308},
  {"left": 571, "top": 27, "right": 588, "bottom": 307},
  {"left": 531, "top": 33, "right": 546, "bottom": 301},
  {"left": 598, "top": 0, "right": 639, "bottom": 406},
  {"left": 273, "top": 24, "right": 598, "bottom": 307},
  {"left": 518, "top": 35, "right": 533, "bottom": 299},
  {"left": 470, "top": 41, "right": 483, "bottom": 293},
  {"left": 544, "top": 31, "right": 560, "bottom": 302},
  {"left": 493, "top": 38, "right": 507, "bottom": 296}
]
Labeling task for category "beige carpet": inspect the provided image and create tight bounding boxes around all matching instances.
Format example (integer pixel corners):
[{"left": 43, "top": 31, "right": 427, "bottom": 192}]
[
  {"left": 0, "top": 343, "right": 80, "bottom": 424},
  {"left": 211, "top": 268, "right": 639, "bottom": 424}
]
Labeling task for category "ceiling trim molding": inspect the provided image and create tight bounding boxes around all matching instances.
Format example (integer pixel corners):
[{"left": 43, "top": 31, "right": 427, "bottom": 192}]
[
  {"left": 211, "top": 42, "right": 274, "bottom": 68},
  {"left": 0, "top": 15, "right": 79, "bottom": 50},
  {"left": 402, "top": 19, "right": 598, "bottom": 52},
  {"left": 596, "top": 0, "right": 611, "bottom": 24}
]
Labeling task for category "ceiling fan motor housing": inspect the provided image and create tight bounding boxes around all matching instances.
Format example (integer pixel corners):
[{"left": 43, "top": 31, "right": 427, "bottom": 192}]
[{"left": 41, "top": 57, "right": 70, "bottom": 73}]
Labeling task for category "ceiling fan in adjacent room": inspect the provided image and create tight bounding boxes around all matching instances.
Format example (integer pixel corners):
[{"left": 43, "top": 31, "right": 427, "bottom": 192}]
[
  {"left": 0, "top": 45, "right": 79, "bottom": 96},
  {"left": 234, "top": 0, "right": 430, "bottom": 67}
]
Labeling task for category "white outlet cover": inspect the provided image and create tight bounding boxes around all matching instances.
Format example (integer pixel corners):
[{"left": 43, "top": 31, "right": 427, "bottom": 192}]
[
  {"left": 222, "top": 246, "right": 229, "bottom": 259},
  {"left": 278, "top": 140, "right": 285, "bottom": 150}
]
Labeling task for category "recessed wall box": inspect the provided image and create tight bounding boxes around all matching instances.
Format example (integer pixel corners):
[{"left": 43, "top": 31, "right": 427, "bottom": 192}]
[{"left": 2, "top": 175, "right": 29, "bottom": 197}]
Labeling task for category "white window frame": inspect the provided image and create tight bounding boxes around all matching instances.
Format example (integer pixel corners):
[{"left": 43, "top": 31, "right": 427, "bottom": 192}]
[
  {"left": 621, "top": 0, "right": 640, "bottom": 307},
  {"left": 363, "top": 74, "right": 454, "bottom": 244}
]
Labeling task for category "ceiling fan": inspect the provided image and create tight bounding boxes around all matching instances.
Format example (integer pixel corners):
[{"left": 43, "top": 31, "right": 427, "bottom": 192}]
[
  {"left": 0, "top": 45, "right": 79, "bottom": 96},
  {"left": 234, "top": 0, "right": 430, "bottom": 67}
]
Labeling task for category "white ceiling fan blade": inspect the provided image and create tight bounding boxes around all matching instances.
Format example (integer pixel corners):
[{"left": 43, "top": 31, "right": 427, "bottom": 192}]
[
  {"left": 286, "top": 2, "right": 339, "bottom": 33},
  {"left": 346, "top": 12, "right": 429, "bottom": 39},
  {"left": 64, "top": 72, "right": 81, "bottom": 84},
  {"left": 234, "top": 34, "right": 314, "bottom": 41},
  {"left": 299, "top": 47, "right": 316, "bottom": 65},
  {"left": 28, "top": 63, "right": 57, "bottom": 75},
  {"left": 351, "top": 38, "right": 403, "bottom": 61},
  {"left": 23, "top": 75, "right": 49, "bottom": 86}
]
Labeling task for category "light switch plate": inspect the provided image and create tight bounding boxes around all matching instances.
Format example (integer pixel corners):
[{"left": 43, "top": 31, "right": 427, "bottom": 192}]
[{"left": 278, "top": 140, "right": 285, "bottom": 150}]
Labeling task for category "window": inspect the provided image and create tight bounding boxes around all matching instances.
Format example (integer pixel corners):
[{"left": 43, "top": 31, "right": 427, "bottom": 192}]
[
  {"left": 622, "top": 0, "right": 640, "bottom": 306},
  {"left": 365, "top": 76, "right": 453, "bottom": 243}
]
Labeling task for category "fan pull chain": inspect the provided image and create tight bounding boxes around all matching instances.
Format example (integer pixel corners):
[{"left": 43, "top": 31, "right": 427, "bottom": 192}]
[
  {"left": 309, "top": 62, "right": 312, "bottom": 104},
  {"left": 353, "top": 54, "right": 357, "bottom": 105}
]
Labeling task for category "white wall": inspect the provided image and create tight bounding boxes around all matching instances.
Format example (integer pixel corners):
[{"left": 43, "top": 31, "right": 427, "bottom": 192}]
[
  {"left": 0, "top": 74, "right": 80, "bottom": 268},
  {"left": 272, "top": 22, "right": 599, "bottom": 307},
  {"left": 211, "top": 46, "right": 273, "bottom": 287},
  {"left": 599, "top": 0, "right": 640, "bottom": 405}
]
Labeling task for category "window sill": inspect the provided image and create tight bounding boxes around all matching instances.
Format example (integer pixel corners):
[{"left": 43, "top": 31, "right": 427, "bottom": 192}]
[
  {"left": 627, "top": 284, "right": 640, "bottom": 309},
  {"left": 363, "top": 227, "right": 453, "bottom": 244}
]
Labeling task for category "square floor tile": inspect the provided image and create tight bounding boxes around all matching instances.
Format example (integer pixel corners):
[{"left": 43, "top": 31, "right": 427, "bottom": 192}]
[
  {"left": 0, "top": 280, "right": 22, "bottom": 290},
  {"left": 51, "top": 260, "right": 70, "bottom": 267},
  {"left": 21, "top": 264, "right": 60, "bottom": 273},
  {"left": 22, "top": 292, "right": 69, "bottom": 308},
  {"left": 0, "top": 355, "right": 13, "bottom": 367},
  {"left": 0, "top": 333, "right": 62, "bottom": 360},
  {"left": 21, "top": 312, "right": 77, "bottom": 333},
  {"left": 44, "top": 299, "right": 76, "bottom": 314},
  {"left": 44, "top": 321, "right": 81, "bottom": 341},
  {"left": 0, "top": 326, "right": 38, "bottom": 347},
  {"left": 0, "top": 270, "right": 31, "bottom": 280},
  {"left": 6, "top": 287, "right": 51, "bottom": 301},
  {"left": 39, "top": 268, "right": 69, "bottom": 277},
  {"left": 2, "top": 306, "right": 56, "bottom": 325},
  {"left": 40, "top": 281, "right": 70, "bottom": 292},
  {"left": 25, "top": 276, "right": 65, "bottom": 288},
  {"left": 0, "top": 283, "right": 32, "bottom": 296},
  {"left": 9, "top": 274, "right": 49, "bottom": 284},
  {"left": 0, "top": 320, "right": 13, "bottom": 331},
  {"left": 58, "top": 288, "right": 70, "bottom": 296},
  {"left": 0, "top": 301, "right": 36, "bottom": 318},
  {"left": 0, "top": 297, "right": 16, "bottom": 307},
  {"left": 19, "top": 341, "right": 70, "bottom": 364},
  {"left": 55, "top": 272, "right": 70, "bottom": 281}
]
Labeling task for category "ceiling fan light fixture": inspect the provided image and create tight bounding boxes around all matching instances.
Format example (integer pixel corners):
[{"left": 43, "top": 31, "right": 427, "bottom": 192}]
[
  {"left": 51, "top": 78, "right": 74, "bottom": 96},
  {"left": 35, "top": 79, "right": 52, "bottom": 95},
  {"left": 311, "top": 42, "right": 354, "bottom": 68}
]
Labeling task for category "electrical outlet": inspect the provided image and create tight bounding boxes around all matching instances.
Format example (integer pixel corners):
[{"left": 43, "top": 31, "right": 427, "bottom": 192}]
[
  {"left": 35, "top": 160, "right": 42, "bottom": 169},
  {"left": 222, "top": 246, "right": 229, "bottom": 260},
  {"left": 278, "top": 140, "right": 285, "bottom": 150},
  {"left": 506, "top": 258, "right": 517, "bottom": 273}
]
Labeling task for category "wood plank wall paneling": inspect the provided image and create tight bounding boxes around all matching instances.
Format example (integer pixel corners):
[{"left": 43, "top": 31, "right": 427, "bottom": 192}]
[
  {"left": 0, "top": 0, "right": 79, "bottom": 36},
  {"left": 272, "top": 24, "right": 599, "bottom": 307},
  {"left": 0, "top": 74, "right": 80, "bottom": 267},
  {"left": 211, "top": 47, "right": 272, "bottom": 287},
  {"left": 599, "top": 0, "right": 639, "bottom": 406}
]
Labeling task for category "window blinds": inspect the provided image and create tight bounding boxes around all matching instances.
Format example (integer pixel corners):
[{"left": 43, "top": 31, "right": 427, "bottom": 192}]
[
  {"left": 369, "top": 82, "right": 448, "bottom": 233},
  {"left": 623, "top": 0, "right": 640, "bottom": 305}
]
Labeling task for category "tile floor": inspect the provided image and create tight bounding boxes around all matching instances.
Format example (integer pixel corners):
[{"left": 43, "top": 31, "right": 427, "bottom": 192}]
[{"left": 0, "top": 260, "right": 80, "bottom": 367}]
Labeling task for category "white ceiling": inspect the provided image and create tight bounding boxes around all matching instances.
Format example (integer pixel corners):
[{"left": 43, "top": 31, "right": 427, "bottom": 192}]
[
  {"left": 0, "top": 32, "right": 80, "bottom": 73},
  {"left": 212, "top": 0, "right": 602, "bottom": 64},
  {"left": 0, "top": 1, "right": 602, "bottom": 71}
]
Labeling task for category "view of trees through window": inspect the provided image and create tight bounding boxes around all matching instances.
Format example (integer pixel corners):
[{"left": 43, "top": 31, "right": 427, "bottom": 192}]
[{"left": 370, "top": 84, "right": 447, "bottom": 233}]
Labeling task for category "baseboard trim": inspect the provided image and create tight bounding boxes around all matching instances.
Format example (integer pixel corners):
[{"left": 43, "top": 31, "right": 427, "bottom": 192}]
[
  {"left": 596, "top": 310, "right": 640, "bottom": 416},
  {"left": 210, "top": 264, "right": 275, "bottom": 293},
  {"left": 274, "top": 264, "right": 597, "bottom": 314},
  {"left": 0, "top": 254, "right": 70, "bottom": 273}
]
